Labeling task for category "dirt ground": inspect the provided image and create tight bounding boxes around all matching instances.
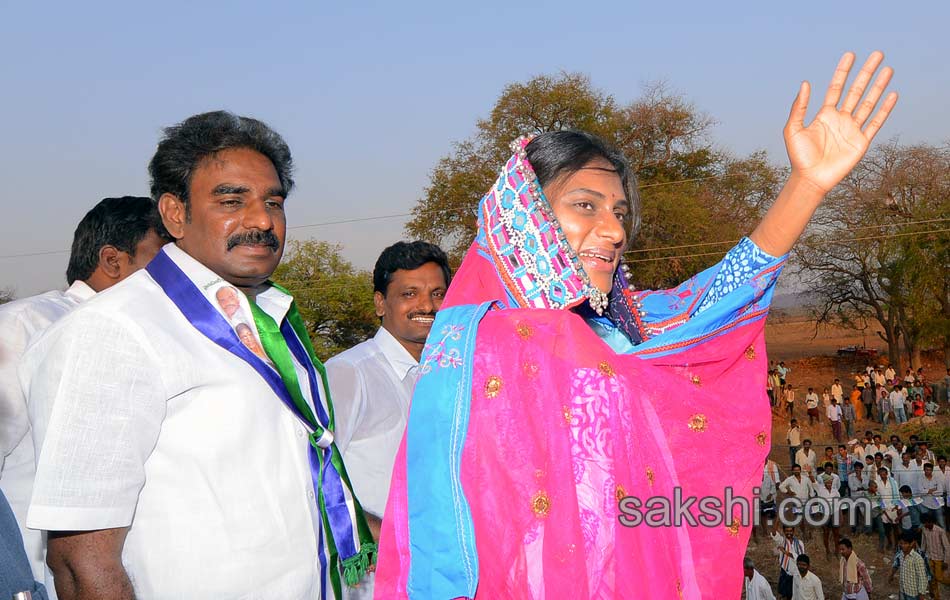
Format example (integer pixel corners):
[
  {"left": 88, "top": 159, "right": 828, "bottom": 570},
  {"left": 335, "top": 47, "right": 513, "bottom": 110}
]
[{"left": 744, "top": 315, "right": 950, "bottom": 599}]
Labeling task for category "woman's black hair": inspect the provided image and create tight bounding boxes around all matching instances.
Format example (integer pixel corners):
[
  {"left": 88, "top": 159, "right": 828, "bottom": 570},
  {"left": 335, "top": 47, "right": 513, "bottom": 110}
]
[
  {"left": 148, "top": 110, "right": 294, "bottom": 209},
  {"left": 525, "top": 130, "right": 641, "bottom": 239}
]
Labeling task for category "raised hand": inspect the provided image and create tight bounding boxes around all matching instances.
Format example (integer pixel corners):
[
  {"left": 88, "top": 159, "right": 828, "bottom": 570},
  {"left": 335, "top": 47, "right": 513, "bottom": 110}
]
[{"left": 784, "top": 51, "right": 898, "bottom": 194}]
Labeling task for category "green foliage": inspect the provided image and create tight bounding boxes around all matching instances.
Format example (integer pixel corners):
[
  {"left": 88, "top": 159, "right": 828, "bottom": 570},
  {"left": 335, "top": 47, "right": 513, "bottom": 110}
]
[
  {"left": 405, "top": 72, "right": 783, "bottom": 290},
  {"left": 272, "top": 240, "right": 378, "bottom": 360},
  {"left": 0, "top": 288, "right": 13, "bottom": 305}
]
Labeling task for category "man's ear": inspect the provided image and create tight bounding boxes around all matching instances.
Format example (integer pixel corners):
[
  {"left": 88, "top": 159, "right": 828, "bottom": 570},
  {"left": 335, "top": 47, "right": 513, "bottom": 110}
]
[
  {"left": 373, "top": 291, "right": 386, "bottom": 318},
  {"left": 158, "top": 193, "right": 187, "bottom": 239},
  {"left": 97, "top": 245, "right": 124, "bottom": 280}
]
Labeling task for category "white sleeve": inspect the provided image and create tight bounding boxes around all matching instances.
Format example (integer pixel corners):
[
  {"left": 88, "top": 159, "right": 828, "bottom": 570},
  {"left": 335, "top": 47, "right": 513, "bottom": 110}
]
[
  {"left": 325, "top": 357, "right": 366, "bottom": 455},
  {"left": 0, "top": 307, "right": 32, "bottom": 460},
  {"left": 24, "top": 309, "right": 166, "bottom": 531}
]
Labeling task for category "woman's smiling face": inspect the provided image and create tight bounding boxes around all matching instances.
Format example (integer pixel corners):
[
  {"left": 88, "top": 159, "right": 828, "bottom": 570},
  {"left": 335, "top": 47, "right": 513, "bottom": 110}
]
[{"left": 544, "top": 158, "right": 629, "bottom": 294}]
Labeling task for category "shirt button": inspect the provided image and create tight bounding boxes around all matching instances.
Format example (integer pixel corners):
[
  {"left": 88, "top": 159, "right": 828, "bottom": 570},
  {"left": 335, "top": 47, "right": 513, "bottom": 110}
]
[
  {"left": 308, "top": 490, "right": 315, "bottom": 500},
  {"left": 296, "top": 427, "right": 305, "bottom": 438}
]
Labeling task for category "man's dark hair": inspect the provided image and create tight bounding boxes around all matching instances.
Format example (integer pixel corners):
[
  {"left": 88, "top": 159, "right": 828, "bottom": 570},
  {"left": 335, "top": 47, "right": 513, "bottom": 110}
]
[
  {"left": 66, "top": 196, "right": 169, "bottom": 284},
  {"left": 853, "top": 461, "right": 864, "bottom": 469},
  {"left": 901, "top": 531, "right": 918, "bottom": 544},
  {"left": 838, "top": 537, "right": 853, "bottom": 549},
  {"left": 525, "top": 130, "right": 641, "bottom": 240},
  {"left": 922, "top": 512, "right": 936, "bottom": 524},
  {"left": 899, "top": 484, "right": 912, "bottom": 494},
  {"left": 796, "top": 553, "right": 810, "bottom": 566},
  {"left": 148, "top": 110, "right": 294, "bottom": 210},
  {"left": 373, "top": 241, "right": 452, "bottom": 295}
]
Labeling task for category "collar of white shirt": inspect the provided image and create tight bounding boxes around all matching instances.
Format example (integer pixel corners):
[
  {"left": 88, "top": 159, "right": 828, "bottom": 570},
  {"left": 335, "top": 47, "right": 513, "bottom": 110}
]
[
  {"left": 163, "top": 243, "right": 292, "bottom": 323},
  {"left": 64, "top": 279, "right": 96, "bottom": 303},
  {"left": 372, "top": 326, "right": 419, "bottom": 381}
]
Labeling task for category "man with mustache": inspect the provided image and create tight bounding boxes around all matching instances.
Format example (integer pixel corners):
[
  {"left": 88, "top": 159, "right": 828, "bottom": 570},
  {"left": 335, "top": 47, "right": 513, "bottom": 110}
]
[
  {"left": 326, "top": 240, "right": 450, "bottom": 599},
  {"left": 22, "top": 111, "right": 373, "bottom": 600}
]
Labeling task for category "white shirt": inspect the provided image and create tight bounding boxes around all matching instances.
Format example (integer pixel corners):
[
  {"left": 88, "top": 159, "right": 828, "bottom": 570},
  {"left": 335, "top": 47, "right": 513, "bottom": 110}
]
[
  {"left": 23, "top": 244, "right": 324, "bottom": 600},
  {"left": 917, "top": 472, "right": 946, "bottom": 509},
  {"left": 745, "top": 569, "right": 776, "bottom": 600},
  {"left": 326, "top": 327, "right": 417, "bottom": 518},
  {"left": 890, "top": 390, "right": 905, "bottom": 408},
  {"left": 893, "top": 462, "right": 923, "bottom": 490},
  {"left": 326, "top": 327, "right": 419, "bottom": 600},
  {"left": 795, "top": 448, "right": 818, "bottom": 475},
  {"left": 792, "top": 569, "right": 824, "bottom": 600},
  {"left": 761, "top": 462, "right": 782, "bottom": 502},
  {"left": 826, "top": 404, "right": 842, "bottom": 422},
  {"left": 779, "top": 475, "right": 814, "bottom": 501},
  {"left": 831, "top": 383, "right": 843, "bottom": 402},
  {"left": 0, "top": 280, "right": 95, "bottom": 586},
  {"left": 806, "top": 393, "right": 819, "bottom": 409}
]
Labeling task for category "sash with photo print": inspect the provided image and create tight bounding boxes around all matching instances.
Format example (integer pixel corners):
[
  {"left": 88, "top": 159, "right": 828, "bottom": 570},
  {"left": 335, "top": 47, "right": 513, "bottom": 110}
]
[{"left": 146, "top": 248, "right": 376, "bottom": 599}]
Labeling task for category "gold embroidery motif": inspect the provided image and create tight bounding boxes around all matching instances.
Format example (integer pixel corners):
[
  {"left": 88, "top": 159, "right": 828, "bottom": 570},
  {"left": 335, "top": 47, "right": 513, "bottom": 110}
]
[
  {"left": 745, "top": 345, "right": 756, "bottom": 360},
  {"left": 645, "top": 467, "right": 655, "bottom": 486},
  {"left": 598, "top": 361, "right": 615, "bottom": 377},
  {"left": 756, "top": 432, "right": 768, "bottom": 446},
  {"left": 522, "top": 362, "right": 539, "bottom": 379},
  {"left": 562, "top": 405, "right": 574, "bottom": 426},
  {"left": 532, "top": 490, "right": 551, "bottom": 518},
  {"left": 516, "top": 321, "right": 533, "bottom": 339},
  {"left": 485, "top": 375, "right": 503, "bottom": 398},
  {"left": 676, "top": 579, "right": 683, "bottom": 599},
  {"left": 615, "top": 484, "right": 627, "bottom": 502},
  {"left": 687, "top": 414, "right": 708, "bottom": 432},
  {"left": 534, "top": 469, "right": 545, "bottom": 481},
  {"left": 726, "top": 518, "right": 740, "bottom": 537},
  {"left": 690, "top": 374, "right": 702, "bottom": 386}
]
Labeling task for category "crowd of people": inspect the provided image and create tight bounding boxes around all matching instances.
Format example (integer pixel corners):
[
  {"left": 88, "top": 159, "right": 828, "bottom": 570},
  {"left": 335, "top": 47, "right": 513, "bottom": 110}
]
[
  {"left": 747, "top": 362, "right": 950, "bottom": 599},
  {"left": 0, "top": 50, "right": 899, "bottom": 600}
]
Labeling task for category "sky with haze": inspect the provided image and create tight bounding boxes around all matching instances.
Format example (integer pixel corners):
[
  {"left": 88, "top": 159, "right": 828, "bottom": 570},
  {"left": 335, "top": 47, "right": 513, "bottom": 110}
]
[{"left": 1, "top": 0, "right": 947, "bottom": 296}]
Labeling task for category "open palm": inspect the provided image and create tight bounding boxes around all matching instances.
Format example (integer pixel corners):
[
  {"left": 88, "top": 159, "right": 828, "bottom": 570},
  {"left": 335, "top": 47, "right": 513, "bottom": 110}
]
[{"left": 784, "top": 52, "right": 898, "bottom": 194}]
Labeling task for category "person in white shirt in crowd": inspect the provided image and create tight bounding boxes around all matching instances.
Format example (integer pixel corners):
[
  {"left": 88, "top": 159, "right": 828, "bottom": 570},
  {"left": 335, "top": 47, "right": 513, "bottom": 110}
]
[
  {"left": 892, "top": 384, "right": 909, "bottom": 424},
  {"left": 0, "top": 196, "right": 167, "bottom": 592},
  {"left": 904, "top": 368, "right": 916, "bottom": 386},
  {"left": 780, "top": 464, "right": 815, "bottom": 540},
  {"left": 831, "top": 378, "right": 844, "bottom": 404},
  {"left": 894, "top": 451, "right": 923, "bottom": 490},
  {"left": 22, "top": 112, "right": 375, "bottom": 600},
  {"left": 865, "top": 433, "right": 886, "bottom": 461},
  {"left": 743, "top": 556, "right": 776, "bottom": 600},
  {"left": 805, "top": 387, "right": 820, "bottom": 425},
  {"left": 816, "top": 477, "right": 841, "bottom": 560},
  {"left": 917, "top": 462, "right": 947, "bottom": 529},
  {"left": 326, "top": 240, "right": 451, "bottom": 599},
  {"left": 826, "top": 397, "right": 843, "bottom": 442},
  {"left": 787, "top": 419, "right": 802, "bottom": 470},
  {"left": 795, "top": 439, "right": 818, "bottom": 480},
  {"left": 848, "top": 462, "right": 871, "bottom": 535},
  {"left": 885, "top": 365, "right": 896, "bottom": 385},
  {"left": 886, "top": 436, "right": 905, "bottom": 466},
  {"left": 756, "top": 458, "right": 783, "bottom": 540},
  {"left": 876, "top": 466, "right": 903, "bottom": 549},
  {"left": 791, "top": 554, "right": 824, "bottom": 600}
]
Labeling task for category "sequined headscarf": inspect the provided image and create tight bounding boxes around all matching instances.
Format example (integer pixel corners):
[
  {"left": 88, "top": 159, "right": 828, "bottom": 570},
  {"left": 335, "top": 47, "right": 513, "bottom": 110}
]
[{"left": 475, "top": 135, "right": 644, "bottom": 343}]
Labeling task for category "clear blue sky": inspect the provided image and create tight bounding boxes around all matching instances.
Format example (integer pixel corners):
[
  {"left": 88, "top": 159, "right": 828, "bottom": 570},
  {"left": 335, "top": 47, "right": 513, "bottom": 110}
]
[{"left": 2, "top": 0, "right": 947, "bottom": 296}]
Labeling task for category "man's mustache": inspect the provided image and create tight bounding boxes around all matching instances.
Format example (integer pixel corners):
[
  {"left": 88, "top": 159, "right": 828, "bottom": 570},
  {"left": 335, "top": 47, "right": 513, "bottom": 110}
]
[{"left": 226, "top": 230, "right": 280, "bottom": 251}]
